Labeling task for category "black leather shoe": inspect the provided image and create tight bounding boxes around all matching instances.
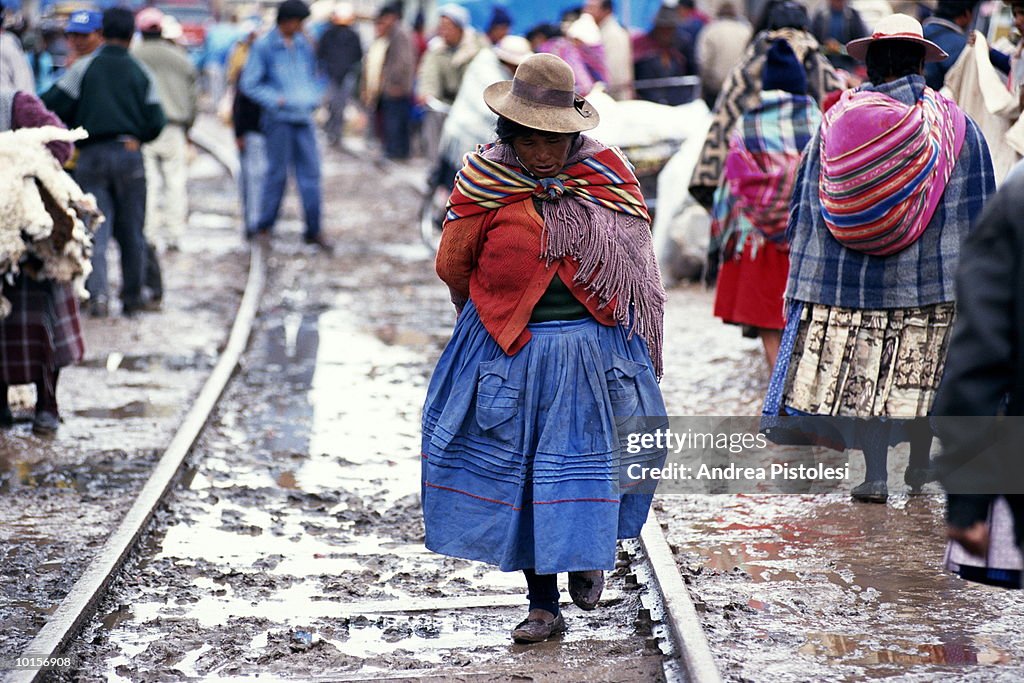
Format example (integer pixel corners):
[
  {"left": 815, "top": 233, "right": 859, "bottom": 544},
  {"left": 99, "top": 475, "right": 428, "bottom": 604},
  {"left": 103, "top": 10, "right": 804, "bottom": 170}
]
[
  {"left": 32, "top": 410, "right": 60, "bottom": 436},
  {"left": 568, "top": 570, "right": 604, "bottom": 610},
  {"left": 851, "top": 480, "right": 888, "bottom": 504},
  {"left": 303, "top": 234, "right": 333, "bottom": 253},
  {"left": 511, "top": 609, "right": 565, "bottom": 644},
  {"left": 905, "top": 467, "right": 937, "bottom": 494}
]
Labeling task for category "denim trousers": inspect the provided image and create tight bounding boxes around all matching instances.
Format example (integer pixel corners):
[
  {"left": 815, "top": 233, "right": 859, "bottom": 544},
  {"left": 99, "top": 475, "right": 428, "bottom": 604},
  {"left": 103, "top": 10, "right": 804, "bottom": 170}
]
[
  {"left": 324, "top": 73, "right": 356, "bottom": 145},
  {"left": 239, "top": 131, "right": 268, "bottom": 234},
  {"left": 75, "top": 141, "right": 148, "bottom": 307},
  {"left": 255, "top": 117, "right": 321, "bottom": 238}
]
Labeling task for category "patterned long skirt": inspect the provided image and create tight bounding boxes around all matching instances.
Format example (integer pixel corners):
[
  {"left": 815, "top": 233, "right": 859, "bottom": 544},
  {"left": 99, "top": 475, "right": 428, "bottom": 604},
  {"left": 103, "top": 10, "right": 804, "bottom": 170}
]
[
  {"left": 421, "top": 301, "right": 666, "bottom": 575},
  {"left": 762, "top": 301, "right": 955, "bottom": 449},
  {"left": 0, "top": 276, "right": 84, "bottom": 386}
]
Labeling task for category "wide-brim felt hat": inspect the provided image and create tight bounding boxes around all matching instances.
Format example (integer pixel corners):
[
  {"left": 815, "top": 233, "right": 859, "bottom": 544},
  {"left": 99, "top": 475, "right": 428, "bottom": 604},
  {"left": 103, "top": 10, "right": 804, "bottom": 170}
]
[
  {"left": 483, "top": 53, "right": 599, "bottom": 133},
  {"left": 846, "top": 13, "right": 948, "bottom": 62}
]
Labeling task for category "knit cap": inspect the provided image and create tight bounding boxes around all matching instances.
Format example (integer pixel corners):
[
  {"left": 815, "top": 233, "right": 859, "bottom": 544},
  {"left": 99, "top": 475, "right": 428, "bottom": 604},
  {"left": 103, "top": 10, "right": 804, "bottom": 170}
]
[{"left": 762, "top": 39, "right": 807, "bottom": 95}]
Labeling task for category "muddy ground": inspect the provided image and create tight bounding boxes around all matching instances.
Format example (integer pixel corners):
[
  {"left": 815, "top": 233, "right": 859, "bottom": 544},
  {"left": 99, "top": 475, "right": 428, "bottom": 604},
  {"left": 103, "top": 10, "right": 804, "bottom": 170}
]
[
  {"left": 4, "top": 114, "right": 1024, "bottom": 683},
  {"left": 0, "top": 149, "right": 246, "bottom": 662},
  {"left": 53, "top": 127, "right": 665, "bottom": 682}
]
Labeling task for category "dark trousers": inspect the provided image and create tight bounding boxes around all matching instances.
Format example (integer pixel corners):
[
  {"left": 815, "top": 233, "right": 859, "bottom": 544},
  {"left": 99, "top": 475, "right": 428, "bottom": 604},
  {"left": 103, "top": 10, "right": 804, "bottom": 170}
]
[
  {"left": 377, "top": 95, "right": 412, "bottom": 160},
  {"left": 75, "top": 142, "right": 148, "bottom": 307}
]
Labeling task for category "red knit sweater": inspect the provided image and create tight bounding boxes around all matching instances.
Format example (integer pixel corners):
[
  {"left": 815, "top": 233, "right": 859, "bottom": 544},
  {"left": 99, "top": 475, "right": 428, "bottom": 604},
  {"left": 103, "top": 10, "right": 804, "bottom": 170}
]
[{"left": 436, "top": 200, "right": 616, "bottom": 356}]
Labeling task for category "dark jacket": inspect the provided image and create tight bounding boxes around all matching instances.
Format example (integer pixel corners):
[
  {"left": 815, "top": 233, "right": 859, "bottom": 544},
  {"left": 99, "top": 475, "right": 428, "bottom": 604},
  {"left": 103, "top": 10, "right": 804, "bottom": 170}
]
[
  {"left": 41, "top": 44, "right": 166, "bottom": 145},
  {"left": 316, "top": 23, "right": 363, "bottom": 84},
  {"left": 932, "top": 175, "right": 1024, "bottom": 534},
  {"left": 232, "top": 88, "right": 261, "bottom": 138},
  {"left": 810, "top": 5, "right": 868, "bottom": 71}
]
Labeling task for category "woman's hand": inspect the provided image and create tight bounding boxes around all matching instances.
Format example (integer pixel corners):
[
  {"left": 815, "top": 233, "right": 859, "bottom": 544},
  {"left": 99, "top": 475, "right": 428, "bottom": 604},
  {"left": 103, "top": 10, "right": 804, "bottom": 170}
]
[{"left": 947, "top": 520, "right": 990, "bottom": 557}]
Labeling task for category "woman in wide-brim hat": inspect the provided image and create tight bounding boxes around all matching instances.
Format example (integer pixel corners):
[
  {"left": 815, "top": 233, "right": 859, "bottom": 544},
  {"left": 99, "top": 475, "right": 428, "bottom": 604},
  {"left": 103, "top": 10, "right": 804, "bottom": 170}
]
[{"left": 421, "top": 53, "right": 668, "bottom": 643}]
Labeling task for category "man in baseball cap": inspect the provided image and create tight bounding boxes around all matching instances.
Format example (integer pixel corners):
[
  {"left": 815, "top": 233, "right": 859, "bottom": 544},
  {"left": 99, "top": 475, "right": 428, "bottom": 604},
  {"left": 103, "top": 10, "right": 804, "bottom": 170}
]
[{"left": 65, "top": 9, "right": 103, "bottom": 64}]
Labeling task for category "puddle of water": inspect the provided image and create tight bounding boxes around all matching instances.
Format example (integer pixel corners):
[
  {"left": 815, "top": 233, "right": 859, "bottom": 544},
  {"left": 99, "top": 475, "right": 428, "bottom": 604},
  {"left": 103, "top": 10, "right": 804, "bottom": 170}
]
[
  {"left": 73, "top": 401, "right": 179, "bottom": 420},
  {"left": 800, "top": 631, "right": 1011, "bottom": 666},
  {"left": 78, "top": 353, "right": 212, "bottom": 373},
  {"left": 664, "top": 492, "right": 1024, "bottom": 679}
]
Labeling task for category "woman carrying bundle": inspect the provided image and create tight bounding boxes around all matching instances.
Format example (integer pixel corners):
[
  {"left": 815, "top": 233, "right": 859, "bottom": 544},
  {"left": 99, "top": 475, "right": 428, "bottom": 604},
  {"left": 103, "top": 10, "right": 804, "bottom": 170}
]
[{"left": 711, "top": 39, "right": 822, "bottom": 368}]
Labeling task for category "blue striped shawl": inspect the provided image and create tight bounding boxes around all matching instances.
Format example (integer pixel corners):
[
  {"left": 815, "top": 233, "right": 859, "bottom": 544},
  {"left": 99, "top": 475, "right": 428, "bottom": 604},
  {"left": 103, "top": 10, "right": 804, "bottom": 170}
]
[{"left": 785, "top": 76, "right": 995, "bottom": 308}]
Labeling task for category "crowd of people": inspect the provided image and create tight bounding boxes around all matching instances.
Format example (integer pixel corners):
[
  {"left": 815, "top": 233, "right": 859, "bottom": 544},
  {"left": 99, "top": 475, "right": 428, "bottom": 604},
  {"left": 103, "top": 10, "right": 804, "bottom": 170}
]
[{"left": 3, "top": 0, "right": 1024, "bottom": 645}]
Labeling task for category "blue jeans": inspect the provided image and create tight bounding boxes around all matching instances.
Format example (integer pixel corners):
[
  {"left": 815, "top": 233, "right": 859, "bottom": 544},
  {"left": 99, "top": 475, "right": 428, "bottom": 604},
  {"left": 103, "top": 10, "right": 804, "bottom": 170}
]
[
  {"left": 254, "top": 117, "right": 321, "bottom": 239},
  {"left": 239, "top": 131, "right": 268, "bottom": 234},
  {"left": 378, "top": 95, "right": 412, "bottom": 160},
  {"left": 75, "top": 141, "right": 147, "bottom": 307}
]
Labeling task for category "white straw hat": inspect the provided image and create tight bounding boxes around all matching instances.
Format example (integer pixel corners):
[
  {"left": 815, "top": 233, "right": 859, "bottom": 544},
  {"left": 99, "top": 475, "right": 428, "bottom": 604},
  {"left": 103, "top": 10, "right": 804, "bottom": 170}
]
[{"left": 846, "top": 13, "right": 948, "bottom": 63}]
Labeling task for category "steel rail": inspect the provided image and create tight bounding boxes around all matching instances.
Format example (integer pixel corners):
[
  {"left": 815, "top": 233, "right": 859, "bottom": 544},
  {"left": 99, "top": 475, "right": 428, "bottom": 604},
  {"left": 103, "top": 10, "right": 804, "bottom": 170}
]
[
  {"left": 6, "top": 247, "right": 265, "bottom": 683},
  {"left": 640, "top": 512, "right": 724, "bottom": 683}
]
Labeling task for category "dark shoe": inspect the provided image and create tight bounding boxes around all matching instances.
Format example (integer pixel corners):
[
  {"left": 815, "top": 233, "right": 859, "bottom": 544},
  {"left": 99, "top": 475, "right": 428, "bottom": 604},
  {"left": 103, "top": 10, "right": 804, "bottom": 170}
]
[
  {"left": 851, "top": 480, "right": 888, "bottom": 504},
  {"left": 905, "top": 467, "right": 937, "bottom": 494},
  {"left": 121, "top": 300, "right": 148, "bottom": 317},
  {"left": 32, "top": 410, "right": 60, "bottom": 436},
  {"left": 247, "top": 230, "right": 272, "bottom": 249},
  {"left": 303, "top": 234, "right": 333, "bottom": 253},
  {"left": 88, "top": 296, "right": 109, "bottom": 318},
  {"left": 0, "top": 407, "right": 12, "bottom": 428},
  {"left": 568, "top": 570, "right": 604, "bottom": 610},
  {"left": 511, "top": 609, "right": 565, "bottom": 644}
]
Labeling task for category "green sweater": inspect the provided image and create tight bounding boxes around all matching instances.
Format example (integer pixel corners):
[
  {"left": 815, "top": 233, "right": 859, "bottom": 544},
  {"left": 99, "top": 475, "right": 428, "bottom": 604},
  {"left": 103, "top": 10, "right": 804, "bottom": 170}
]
[{"left": 42, "top": 44, "right": 165, "bottom": 146}]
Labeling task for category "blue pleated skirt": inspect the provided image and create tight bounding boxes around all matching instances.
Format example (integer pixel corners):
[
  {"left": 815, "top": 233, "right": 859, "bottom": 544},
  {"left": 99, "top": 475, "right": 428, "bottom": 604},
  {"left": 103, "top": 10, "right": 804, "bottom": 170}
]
[{"left": 421, "top": 301, "right": 667, "bottom": 575}]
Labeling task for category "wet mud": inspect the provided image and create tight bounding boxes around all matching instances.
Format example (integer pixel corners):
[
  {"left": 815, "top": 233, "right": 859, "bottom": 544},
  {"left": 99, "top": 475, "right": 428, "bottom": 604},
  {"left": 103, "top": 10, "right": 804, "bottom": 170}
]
[
  {"left": 0, "top": 149, "right": 246, "bottom": 661},
  {"left": 656, "top": 290, "right": 1024, "bottom": 681},
  {"left": 7, "top": 113, "right": 1019, "bottom": 683}
]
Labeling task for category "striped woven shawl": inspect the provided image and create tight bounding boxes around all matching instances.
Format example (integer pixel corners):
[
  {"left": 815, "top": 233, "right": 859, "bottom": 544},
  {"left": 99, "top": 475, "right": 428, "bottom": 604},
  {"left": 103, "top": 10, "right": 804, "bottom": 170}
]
[
  {"left": 819, "top": 85, "right": 967, "bottom": 256},
  {"left": 445, "top": 138, "right": 665, "bottom": 376},
  {"left": 712, "top": 91, "right": 822, "bottom": 256},
  {"left": 445, "top": 144, "right": 650, "bottom": 223}
]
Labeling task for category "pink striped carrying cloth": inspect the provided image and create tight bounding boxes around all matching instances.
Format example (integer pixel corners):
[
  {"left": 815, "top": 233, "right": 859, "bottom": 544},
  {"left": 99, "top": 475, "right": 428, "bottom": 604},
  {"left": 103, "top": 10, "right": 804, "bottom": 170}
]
[{"left": 818, "top": 86, "right": 967, "bottom": 256}]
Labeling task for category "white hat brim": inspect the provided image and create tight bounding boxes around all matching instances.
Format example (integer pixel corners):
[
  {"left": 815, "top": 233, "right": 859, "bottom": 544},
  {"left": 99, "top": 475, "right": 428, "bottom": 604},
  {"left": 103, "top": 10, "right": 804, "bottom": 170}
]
[{"left": 846, "top": 34, "right": 948, "bottom": 63}]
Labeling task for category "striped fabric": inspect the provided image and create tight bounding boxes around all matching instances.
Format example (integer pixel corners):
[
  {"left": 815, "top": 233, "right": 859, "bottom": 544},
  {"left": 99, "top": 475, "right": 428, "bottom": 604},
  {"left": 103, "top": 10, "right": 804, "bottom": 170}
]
[
  {"left": 712, "top": 91, "right": 822, "bottom": 256},
  {"left": 445, "top": 145, "right": 650, "bottom": 224},
  {"left": 819, "top": 85, "right": 966, "bottom": 256}
]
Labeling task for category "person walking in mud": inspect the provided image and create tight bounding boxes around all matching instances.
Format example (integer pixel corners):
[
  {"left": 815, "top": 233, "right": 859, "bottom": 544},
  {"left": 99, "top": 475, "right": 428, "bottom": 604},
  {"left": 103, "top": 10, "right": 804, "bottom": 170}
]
[
  {"left": 762, "top": 15, "right": 995, "bottom": 503},
  {"left": 710, "top": 39, "right": 821, "bottom": 369},
  {"left": 421, "top": 53, "right": 667, "bottom": 643},
  {"left": 0, "top": 90, "right": 84, "bottom": 435},
  {"left": 239, "top": 0, "right": 330, "bottom": 251}
]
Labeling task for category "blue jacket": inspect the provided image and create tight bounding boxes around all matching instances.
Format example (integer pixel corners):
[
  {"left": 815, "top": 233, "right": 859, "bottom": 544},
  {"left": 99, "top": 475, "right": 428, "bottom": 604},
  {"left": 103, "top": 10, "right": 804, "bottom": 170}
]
[
  {"left": 240, "top": 28, "right": 322, "bottom": 124},
  {"left": 923, "top": 17, "right": 1011, "bottom": 91}
]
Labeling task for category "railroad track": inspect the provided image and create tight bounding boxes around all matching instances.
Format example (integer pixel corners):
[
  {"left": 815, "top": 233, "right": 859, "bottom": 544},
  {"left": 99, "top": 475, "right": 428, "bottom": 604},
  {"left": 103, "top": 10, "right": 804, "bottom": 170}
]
[{"left": 5, "top": 137, "right": 721, "bottom": 683}]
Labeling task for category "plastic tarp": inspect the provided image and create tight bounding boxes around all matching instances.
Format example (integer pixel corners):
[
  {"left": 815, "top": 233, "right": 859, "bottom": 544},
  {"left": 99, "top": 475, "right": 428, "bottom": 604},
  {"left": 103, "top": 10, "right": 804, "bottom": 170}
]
[{"left": 449, "top": 0, "right": 667, "bottom": 34}]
